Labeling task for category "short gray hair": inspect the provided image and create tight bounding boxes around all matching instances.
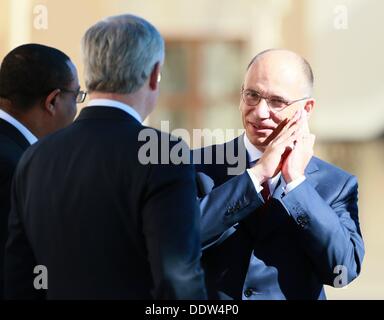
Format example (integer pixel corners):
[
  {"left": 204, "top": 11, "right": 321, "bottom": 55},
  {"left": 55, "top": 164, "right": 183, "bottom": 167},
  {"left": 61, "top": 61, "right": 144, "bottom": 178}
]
[{"left": 82, "top": 14, "right": 164, "bottom": 94}]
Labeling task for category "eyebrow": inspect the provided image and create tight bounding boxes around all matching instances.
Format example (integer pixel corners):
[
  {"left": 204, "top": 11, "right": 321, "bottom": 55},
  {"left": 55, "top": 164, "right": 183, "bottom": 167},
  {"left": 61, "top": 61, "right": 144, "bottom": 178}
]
[
  {"left": 269, "top": 94, "right": 287, "bottom": 101},
  {"left": 244, "top": 87, "right": 264, "bottom": 95}
]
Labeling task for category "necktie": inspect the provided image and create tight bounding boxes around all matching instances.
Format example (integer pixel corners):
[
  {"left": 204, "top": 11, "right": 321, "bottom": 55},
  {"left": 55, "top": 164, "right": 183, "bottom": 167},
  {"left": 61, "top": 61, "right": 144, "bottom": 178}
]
[
  {"left": 261, "top": 181, "right": 271, "bottom": 202},
  {"left": 248, "top": 159, "right": 271, "bottom": 202}
]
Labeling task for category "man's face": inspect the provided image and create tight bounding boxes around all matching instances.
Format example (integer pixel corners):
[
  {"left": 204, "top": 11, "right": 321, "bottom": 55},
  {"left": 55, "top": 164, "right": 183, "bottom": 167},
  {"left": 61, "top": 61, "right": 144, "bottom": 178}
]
[
  {"left": 239, "top": 52, "right": 312, "bottom": 151},
  {"left": 54, "top": 60, "right": 79, "bottom": 128}
]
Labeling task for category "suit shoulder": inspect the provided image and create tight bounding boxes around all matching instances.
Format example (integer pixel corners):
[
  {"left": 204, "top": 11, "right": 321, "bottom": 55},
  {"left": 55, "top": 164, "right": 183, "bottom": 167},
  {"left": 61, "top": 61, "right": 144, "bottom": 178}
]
[
  {"left": 139, "top": 126, "right": 191, "bottom": 151},
  {"left": 13, "top": 140, "right": 41, "bottom": 170},
  {"left": 143, "top": 126, "right": 188, "bottom": 141},
  {"left": 311, "top": 156, "right": 356, "bottom": 182},
  {"left": 0, "top": 135, "right": 26, "bottom": 168}
]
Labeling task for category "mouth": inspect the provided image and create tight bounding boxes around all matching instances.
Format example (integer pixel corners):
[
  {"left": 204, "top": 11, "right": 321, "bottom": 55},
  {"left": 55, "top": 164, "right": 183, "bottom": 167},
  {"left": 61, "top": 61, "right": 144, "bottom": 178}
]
[{"left": 248, "top": 122, "right": 275, "bottom": 133}]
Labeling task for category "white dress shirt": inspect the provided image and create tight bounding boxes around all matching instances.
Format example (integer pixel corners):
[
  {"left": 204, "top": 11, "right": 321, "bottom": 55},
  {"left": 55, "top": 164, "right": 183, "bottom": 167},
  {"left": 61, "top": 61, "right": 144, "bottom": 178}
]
[
  {"left": 87, "top": 99, "right": 142, "bottom": 123},
  {"left": 0, "top": 109, "right": 38, "bottom": 145},
  {"left": 244, "top": 134, "right": 305, "bottom": 200}
]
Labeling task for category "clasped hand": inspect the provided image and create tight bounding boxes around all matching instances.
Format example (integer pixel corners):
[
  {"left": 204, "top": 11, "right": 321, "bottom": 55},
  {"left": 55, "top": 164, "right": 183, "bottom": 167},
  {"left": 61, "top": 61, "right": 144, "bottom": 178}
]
[{"left": 251, "top": 109, "right": 315, "bottom": 184}]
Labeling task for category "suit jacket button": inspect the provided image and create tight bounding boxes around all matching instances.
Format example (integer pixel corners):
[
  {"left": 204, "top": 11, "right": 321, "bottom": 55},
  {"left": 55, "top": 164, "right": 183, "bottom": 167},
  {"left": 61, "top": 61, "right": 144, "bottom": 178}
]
[
  {"left": 225, "top": 207, "right": 234, "bottom": 216},
  {"left": 244, "top": 288, "right": 253, "bottom": 298},
  {"left": 297, "top": 214, "right": 309, "bottom": 227}
]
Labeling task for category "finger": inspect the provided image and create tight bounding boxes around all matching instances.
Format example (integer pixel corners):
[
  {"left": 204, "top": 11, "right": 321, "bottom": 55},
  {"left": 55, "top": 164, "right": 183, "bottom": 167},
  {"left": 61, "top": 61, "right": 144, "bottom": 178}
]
[
  {"left": 285, "top": 109, "right": 302, "bottom": 130},
  {"left": 280, "top": 110, "right": 302, "bottom": 135},
  {"left": 292, "top": 109, "right": 306, "bottom": 137},
  {"left": 274, "top": 132, "right": 299, "bottom": 154},
  {"left": 300, "top": 110, "right": 310, "bottom": 135},
  {"left": 273, "top": 120, "right": 299, "bottom": 145},
  {"left": 272, "top": 110, "right": 301, "bottom": 139},
  {"left": 295, "top": 132, "right": 314, "bottom": 153},
  {"left": 264, "top": 117, "right": 290, "bottom": 144},
  {"left": 281, "top": 144, "right": 293, "bottom": 160}
]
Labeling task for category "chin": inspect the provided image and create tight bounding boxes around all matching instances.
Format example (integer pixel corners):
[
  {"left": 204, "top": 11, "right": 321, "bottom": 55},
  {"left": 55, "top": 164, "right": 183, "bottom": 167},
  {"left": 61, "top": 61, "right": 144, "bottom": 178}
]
[{"left": 247, "top": 133, "right": 267, "bottom": 149}]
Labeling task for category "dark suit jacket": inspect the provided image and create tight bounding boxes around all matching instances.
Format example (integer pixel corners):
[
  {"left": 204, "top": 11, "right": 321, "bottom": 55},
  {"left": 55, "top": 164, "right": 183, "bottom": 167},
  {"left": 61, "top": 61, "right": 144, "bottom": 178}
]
[
  {"left": 4, "top": 106, "right": 207, "bottom": 300},
  {"left": 0, "top": 119, "right": 30, "bottom": 299},
  {"left": 194, "top": 135, "right": 364, "bottom": 300}
]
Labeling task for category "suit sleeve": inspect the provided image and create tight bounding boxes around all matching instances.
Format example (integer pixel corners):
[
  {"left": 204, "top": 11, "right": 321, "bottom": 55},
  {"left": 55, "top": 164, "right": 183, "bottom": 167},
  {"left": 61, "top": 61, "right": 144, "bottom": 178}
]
[
  {"left": 141, "top": 150, "right": 207, "bottom": 300},
  {"left": 4, "top": 164, "right": 44, "bottom": 300},
  {"left": 197, "top": 172, "right": 264, "bottom": 250},
  {"left": 281, "top": 176, "right": 364, "bottom": 286}
]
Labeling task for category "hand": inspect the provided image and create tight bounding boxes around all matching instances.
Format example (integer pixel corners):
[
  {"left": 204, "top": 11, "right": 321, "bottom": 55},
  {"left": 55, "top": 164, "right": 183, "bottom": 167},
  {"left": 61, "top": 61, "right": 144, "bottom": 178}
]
[
  {"left": 281, "top": 110, "right": 315, "bottom": 183},
  {"left": 251, "top": 111, "right": 301, "bottom": 184}
]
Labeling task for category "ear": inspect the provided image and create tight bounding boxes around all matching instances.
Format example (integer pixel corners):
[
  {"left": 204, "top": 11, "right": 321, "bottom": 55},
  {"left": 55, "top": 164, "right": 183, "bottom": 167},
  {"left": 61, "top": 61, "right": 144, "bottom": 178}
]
[
  {"left": 304, "top": 98, "right": 315, "bottom": 119},
  {"left": 148, "top": 62, "right": 161, "bottom": 91},
  {"left": 44, "top": 89, "right": 61, "bottom": 116}
]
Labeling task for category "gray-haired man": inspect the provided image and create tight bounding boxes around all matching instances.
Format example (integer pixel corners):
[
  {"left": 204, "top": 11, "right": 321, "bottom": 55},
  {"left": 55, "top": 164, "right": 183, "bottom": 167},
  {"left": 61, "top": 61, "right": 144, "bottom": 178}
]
[{"left": 4, "top": 14, "right": 207, "bottom": 300}]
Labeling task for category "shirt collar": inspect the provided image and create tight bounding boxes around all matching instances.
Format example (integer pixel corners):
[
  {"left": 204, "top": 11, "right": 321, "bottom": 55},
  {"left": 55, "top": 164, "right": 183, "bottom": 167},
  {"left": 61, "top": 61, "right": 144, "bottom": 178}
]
[
  {"left": 243, "top": 133, "right": 263, "bottom": 162},
  {"left": 87, "top": 99, "right": 142, "bottom": 123},
  {"left": 0, "top": 109, "right": 38, "bottom": 145},
  {"left": 243, "top": 133, "right": 282, "bottom": 192}
]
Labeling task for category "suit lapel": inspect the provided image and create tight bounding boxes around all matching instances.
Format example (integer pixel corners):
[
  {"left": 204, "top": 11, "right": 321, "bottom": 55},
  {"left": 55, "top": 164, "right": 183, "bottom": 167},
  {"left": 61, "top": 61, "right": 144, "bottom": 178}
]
[
  {"left": 304, "top": 158, "right": 319, "bottom": 190},
  {"left": 236, "top": 133, "right": 252, "bottom": 169},
  {"left": 272, "top": 177, "right": 284, "bottom": 199},
  {"left": 206, "top": 134, "right": 248, "bottom": 185}
]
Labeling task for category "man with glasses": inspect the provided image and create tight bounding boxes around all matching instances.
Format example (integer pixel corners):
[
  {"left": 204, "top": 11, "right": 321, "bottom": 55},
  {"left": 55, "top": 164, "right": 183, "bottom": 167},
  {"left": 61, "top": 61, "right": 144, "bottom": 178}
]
[
  {"left": 0, "top": 43, "right": 81, "bottom": 299},
  {"left": 60, "top": 88, "right": 87, "bottom": 104},
  {"left": 195, "top": 49, "right": 364, "bottom": 299}
]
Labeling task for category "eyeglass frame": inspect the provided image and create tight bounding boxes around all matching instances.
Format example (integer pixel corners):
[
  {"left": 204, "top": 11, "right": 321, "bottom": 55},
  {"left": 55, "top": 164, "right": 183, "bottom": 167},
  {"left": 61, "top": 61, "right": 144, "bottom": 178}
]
[
  {"left": 241, "top": 86, "right": 310, "bottom": 113},
  {"left": 59, "top": 88, "right": 87, "bottom": 104}
]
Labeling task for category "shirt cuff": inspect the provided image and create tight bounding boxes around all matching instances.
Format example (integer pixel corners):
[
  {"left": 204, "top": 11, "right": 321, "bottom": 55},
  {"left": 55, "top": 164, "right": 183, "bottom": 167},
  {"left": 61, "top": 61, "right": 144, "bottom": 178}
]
[
  {"left": 284, "top": 176, "right": 306, "bottom": 193},
  {"left": 246, "top": 169, "right": 263, "bottom": 194}
]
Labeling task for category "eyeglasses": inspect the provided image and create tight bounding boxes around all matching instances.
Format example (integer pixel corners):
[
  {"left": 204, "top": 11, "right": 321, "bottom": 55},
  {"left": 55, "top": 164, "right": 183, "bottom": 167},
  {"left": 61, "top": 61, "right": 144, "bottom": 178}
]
[
  {"left": 60, "top": 88, "right": 87, "bottom": 104},
  {"left": 241, "top": 87, "right": 310, "bottom": 113}
]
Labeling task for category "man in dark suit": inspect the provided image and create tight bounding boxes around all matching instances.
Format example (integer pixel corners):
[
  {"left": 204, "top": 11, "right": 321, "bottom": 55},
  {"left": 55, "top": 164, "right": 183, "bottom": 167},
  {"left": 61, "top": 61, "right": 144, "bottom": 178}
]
[
  {"left": 0, "top": 44, "right": 80, "bottom": 298},
  {"left": 4, "top": 15, "right": 207, "bottom": 300},
  {"left": 195, "top": 49, "right": 364, "bottom": 299}
]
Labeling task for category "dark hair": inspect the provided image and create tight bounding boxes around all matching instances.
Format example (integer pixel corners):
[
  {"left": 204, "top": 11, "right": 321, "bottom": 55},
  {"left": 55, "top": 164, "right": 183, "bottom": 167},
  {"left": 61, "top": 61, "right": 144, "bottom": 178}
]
[{"left": 0, "top": 43, "right": 73, "bottom": 110}]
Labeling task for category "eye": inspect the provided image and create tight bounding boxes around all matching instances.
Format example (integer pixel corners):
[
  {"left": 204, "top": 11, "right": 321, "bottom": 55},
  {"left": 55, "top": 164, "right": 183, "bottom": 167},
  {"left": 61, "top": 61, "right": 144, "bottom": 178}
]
[
  {"left": 245, "top": 90, "right": 259, "bottom": 98},
  {"left": 269, "top": 98, "right": 287, "bottom": 108}
]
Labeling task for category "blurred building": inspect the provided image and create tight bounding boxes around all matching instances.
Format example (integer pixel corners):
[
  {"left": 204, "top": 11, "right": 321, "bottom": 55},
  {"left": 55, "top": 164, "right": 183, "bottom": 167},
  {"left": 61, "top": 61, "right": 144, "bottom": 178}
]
[{"left": 1, "top": 0, "right": 383, "bottom": 299}]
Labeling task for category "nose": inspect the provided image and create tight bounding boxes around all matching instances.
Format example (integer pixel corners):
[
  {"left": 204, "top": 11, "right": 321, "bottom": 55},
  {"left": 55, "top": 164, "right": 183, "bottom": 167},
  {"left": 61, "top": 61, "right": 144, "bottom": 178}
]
[{"left": 252, "top": 97, "right": 270, "bottom": 119}]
